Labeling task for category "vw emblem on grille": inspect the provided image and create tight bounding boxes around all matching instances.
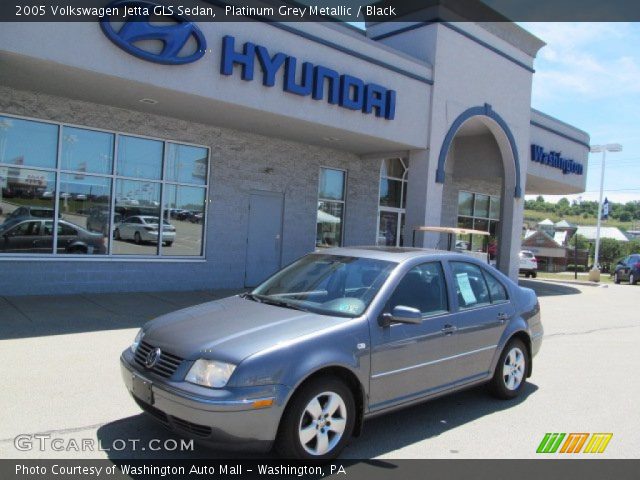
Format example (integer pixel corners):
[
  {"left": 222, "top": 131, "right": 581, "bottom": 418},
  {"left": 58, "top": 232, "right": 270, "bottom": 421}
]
[
  {"left": 145, "top": 347, "right": 161, "bottom": 368},
  {"left": 100, "top": 0, "right": 207, "bottom": 65}
]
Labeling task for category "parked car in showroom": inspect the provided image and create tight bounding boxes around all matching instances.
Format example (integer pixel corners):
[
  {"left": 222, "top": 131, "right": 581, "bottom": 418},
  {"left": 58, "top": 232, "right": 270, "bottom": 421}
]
[
  {"left": 613, "top": 254, "right": 640, "bottom": 285},
  {"left": 519, "top": 250, "right": 538, "bottom": 278},
  {"left": 121, "top": 247, "right": 542, "bottom": 459},
  {"left": 3, "top": 205, "right": 58, "bottom": 224},
  {"left": 114, "top": 215, "right": 176, "bottom": 246},
  {"left": 0, "top": 218, "right": 105, "bottom": 254}
]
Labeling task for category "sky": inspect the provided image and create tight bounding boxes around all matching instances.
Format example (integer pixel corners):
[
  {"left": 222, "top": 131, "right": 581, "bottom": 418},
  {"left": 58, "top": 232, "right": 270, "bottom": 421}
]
[{"left": 520, "top": 22, "right": 640, "bottom": 205}]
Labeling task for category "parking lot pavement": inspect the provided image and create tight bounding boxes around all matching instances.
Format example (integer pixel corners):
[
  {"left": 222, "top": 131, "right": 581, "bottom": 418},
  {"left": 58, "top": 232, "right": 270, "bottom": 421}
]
[{"left": 0, "top": 281, "right": 638, "bottom": 459}]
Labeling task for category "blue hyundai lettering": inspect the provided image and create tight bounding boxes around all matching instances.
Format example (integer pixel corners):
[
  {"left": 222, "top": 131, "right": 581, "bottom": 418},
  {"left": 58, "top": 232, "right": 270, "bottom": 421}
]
[
  {"left": 100, "top": 0, "right": 206, "bottom": 65},
  {"left": 220, "top": 36, "right": 396, "bottom": 120}
]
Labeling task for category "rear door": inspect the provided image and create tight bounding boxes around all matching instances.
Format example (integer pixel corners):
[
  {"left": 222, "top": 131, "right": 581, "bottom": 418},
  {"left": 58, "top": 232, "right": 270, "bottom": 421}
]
[
  {"left": 368, "top": 261, "right": 459, "bottom": 410},
  {"left": 447, "top": 261, "right": 512, "bottom": 384}
]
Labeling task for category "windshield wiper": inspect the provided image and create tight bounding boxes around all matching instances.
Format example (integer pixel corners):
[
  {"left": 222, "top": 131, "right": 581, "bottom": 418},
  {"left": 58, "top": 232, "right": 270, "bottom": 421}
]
[
  {"left": 240, "top": 292, "right": 262, "bottom": 303},
  {"left": 256, "top": 295, "right": 312, "bottom": 312}
]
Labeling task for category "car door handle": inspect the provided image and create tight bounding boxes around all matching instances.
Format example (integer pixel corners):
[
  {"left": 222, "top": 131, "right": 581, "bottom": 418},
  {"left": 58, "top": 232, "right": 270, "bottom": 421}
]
[
  {"left": 497, "top": 313, "right": 509, "bottom": 323},
  {"left": 442, "top": 324, "right": 457, "bottom": 335}
]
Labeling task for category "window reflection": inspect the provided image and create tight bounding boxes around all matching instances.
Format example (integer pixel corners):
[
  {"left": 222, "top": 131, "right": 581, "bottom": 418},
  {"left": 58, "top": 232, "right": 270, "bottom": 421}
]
[
  {"left": 0, "top": 167, "right": 56, "bottom": 255},
  {"left": 166, "top": 144, "right": 208, "bottom": 185},
  {"left": 59, "top": 174, "right": 111, "bottom": 254},
  {"left": 163, "top": 184, "right": 205, "bottom": 256},
  {"left": 0, "top": 116, "right": 58, "bottom": 168},
  {"left": 317, "top": 168, "right": 346, "bottom": 248},
  {"left": 113, "top": 179, "right": 161, "bottom": 255},
  {"left": 117, "top": 136, "right": 163, "bottom": 180},
  {"left": 61, "top": 127, "right": 114, "bottom": 175}
]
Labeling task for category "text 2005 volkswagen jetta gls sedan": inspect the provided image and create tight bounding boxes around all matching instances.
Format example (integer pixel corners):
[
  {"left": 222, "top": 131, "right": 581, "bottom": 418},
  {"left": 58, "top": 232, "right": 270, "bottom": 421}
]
[{"left": 120, "top": 247, "right": 542, "bottom": 459}]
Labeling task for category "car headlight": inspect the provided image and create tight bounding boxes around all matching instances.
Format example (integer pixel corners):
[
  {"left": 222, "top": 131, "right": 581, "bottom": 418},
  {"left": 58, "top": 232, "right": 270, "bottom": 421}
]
[
  {"left": 130, "top": 328, "right": 144, "bottom": 353},
  {"left": 185, "top": 359, "right": 236, "bottom": 388}
]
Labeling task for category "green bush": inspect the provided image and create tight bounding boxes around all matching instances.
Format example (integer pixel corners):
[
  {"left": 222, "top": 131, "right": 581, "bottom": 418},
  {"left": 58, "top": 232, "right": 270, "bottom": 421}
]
[{"left": 566, "top": 264, "right": 586, "bottom": 272}]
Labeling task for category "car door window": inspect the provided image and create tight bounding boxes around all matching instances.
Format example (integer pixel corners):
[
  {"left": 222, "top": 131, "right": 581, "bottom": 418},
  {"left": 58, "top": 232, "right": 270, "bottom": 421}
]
[
  {"left": 388, "top": 262, "right": 448, "bottom": 316},
  {"left": 450, "top": 262, "right": 491, "bottom": 309},
  {"left": 8, "top": 221, "right": 40, "bottom": 237},
  {"left": 58, "top": 223, "right": 77, "bottom": 236},
  {"left": 482, "top": 270, "right": 509, "bottom": 304}
]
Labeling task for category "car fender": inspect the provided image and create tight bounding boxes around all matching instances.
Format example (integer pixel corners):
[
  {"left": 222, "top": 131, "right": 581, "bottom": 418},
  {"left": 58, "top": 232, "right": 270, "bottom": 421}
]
[
  {"left": 231, "top": 319, "right": 370, "bottom": 405},
  {"left": 488, "top": 316, "right": 532, "bottom": 377}
]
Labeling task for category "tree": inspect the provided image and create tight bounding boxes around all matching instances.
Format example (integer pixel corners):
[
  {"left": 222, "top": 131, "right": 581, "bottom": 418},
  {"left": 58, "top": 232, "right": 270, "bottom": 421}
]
[
  {"left": 597, "top": 238, "right": 624, "bottom": 269},
  {"left": 625, "top": 239, "right": 640, "bottom": 256},
  {"left": 568, "top": 233, "right": 589, "bottom": 249}
]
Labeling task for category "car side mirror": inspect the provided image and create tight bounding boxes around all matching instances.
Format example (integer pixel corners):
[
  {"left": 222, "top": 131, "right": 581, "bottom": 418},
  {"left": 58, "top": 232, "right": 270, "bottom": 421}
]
[{"left": 379, "top": 305, "right": 422, "bottom": 327}]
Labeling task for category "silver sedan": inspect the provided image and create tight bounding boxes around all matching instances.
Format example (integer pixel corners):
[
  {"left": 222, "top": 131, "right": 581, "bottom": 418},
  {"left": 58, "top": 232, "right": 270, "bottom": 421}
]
[{"left": 120, "top": 247, "right": 542, "bottom": 458}]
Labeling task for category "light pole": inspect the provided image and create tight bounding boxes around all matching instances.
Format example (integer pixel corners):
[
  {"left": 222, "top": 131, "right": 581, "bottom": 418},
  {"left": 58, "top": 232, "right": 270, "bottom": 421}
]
[{"left": 588, "top": 143, "right": 623, "bottom": 282}]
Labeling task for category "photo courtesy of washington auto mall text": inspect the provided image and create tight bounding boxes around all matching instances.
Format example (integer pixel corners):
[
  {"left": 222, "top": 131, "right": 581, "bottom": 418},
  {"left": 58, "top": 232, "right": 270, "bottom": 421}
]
[{"left": 1, "top": 0, "right": 640, "bottom": 479}]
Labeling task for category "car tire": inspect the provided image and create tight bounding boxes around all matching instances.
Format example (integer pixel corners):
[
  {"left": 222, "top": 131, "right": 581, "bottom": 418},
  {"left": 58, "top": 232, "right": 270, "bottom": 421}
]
[
  {"left": 164, "top": 242, "right": 173, "bottom": 247},
  {"left": 134, "top": 232, "right": 142, "bottom": 244},
  {"left": 630, "top": 273, "right": 637, "bottom": 285},
  {"left": 489, "top": 338, "right": 529, "bottom": 400},
  {"left": 114, "top": 229, "right": 121, "bottom": 240},
  {"left": 276, "top": 376, "right": 355, "bottom": 460},
  {"left": 531, "top": 271, "right": 537, "bottom": 278},
  {"left": 615, "top": 272, "right": 621, "bottom": 284}
]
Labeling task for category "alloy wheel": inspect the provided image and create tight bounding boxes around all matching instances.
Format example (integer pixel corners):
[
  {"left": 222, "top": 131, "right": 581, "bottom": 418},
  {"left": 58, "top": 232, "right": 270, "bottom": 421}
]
[
  {"left": 298, "top": 391, "right": 347, "bottom": 456},
  {"left": 503, "top": 347, "right": 526, "bottom": 391}
]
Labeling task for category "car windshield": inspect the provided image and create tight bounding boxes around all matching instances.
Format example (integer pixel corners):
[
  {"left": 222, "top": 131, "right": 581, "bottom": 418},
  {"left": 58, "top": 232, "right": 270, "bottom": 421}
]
[{"left": 250, "top": 254, "right": 396, "bottom": 318}]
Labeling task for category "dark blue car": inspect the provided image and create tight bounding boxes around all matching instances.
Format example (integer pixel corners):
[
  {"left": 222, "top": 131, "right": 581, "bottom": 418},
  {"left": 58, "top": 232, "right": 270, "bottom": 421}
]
[{"left": 614, "top": 254, "right": 640, "bottom": 285}]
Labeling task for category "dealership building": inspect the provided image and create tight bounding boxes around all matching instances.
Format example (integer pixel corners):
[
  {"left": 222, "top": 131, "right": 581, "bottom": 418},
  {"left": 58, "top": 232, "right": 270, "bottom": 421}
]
[{"left": 0, "top": 4, "right": 590, "bottom": 295}]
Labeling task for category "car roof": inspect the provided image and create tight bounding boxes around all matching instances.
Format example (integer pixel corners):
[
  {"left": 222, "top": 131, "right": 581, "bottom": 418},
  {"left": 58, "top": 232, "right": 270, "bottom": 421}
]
[{"left": 318, "top": 246, "right": 482, "bottom": 263}]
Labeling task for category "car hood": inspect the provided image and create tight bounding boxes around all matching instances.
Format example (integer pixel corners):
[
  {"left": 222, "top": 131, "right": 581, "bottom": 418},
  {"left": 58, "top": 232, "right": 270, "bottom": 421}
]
[{"left": 141, "top": 295, "right": 353, "bottom": 363}]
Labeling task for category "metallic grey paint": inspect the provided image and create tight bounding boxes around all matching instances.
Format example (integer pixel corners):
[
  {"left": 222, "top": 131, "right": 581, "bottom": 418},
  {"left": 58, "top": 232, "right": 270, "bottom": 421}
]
[{"left": 120, "top": 247, "right": 543, "bottom": 449}]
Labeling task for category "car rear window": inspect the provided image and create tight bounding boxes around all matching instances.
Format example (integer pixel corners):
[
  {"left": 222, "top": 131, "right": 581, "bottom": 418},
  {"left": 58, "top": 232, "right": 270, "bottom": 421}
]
[{"left": 31, "top": 209, "right": 54, "bottom": 218}]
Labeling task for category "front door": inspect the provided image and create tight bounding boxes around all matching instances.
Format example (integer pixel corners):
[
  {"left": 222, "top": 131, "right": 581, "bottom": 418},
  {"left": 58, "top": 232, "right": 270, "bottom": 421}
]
[
  {"left": 244, "top": 191, "right": 284, "bottom": 287},
  {"left": 368, "top": 261, "right": 459, "bottom": 410}
]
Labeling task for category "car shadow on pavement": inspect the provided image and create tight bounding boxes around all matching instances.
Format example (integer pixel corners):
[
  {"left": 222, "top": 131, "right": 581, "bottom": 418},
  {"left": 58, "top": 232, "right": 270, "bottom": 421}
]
[
  {"left": 97, "top": 383, "right": 538, "bottom": 459},
  {"left": 518, "top": 279, "right": 582, "bottom": 297}
]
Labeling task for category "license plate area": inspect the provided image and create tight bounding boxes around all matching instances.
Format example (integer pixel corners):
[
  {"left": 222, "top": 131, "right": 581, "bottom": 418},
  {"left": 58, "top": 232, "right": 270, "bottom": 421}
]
[{"left": 131, "top": 373, "right": 154, "bottom": 405}]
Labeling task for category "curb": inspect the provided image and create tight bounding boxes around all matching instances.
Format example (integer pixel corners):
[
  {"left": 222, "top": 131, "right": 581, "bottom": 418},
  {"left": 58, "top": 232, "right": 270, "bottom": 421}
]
[{"left": 523, "top": 278, "right": 609, "bottom": 288}]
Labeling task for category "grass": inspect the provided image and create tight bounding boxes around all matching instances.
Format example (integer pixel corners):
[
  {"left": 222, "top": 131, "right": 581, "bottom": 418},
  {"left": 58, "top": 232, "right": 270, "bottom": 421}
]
[{"left": 523, "top": 209, "right": 635, "bottom": 231}]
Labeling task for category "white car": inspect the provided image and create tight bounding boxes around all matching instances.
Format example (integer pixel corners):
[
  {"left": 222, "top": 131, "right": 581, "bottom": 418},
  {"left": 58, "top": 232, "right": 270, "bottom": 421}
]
[
  {"left": 114, "top": 216, "right": 176, "bottom": 247},
  {"left": 519, "top": 250, "right": 538, "bottom": 278}
]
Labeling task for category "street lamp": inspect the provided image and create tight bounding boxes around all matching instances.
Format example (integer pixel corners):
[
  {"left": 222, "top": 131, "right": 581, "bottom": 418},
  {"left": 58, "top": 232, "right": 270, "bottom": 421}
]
[{"left": 588, "top": 143, "right": 623, "bottom": 282}]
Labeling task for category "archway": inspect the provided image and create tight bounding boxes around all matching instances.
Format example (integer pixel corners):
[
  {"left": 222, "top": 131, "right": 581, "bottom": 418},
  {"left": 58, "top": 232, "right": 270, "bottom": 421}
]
[{"left": 435, "top": 104, "right": 521, "bottom": 274}]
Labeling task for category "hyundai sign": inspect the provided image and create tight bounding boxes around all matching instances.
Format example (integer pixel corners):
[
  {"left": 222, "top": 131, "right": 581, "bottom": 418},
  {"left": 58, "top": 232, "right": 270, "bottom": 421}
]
[{"left": 99, "top": 1, "right": 396, "bottom": 120}]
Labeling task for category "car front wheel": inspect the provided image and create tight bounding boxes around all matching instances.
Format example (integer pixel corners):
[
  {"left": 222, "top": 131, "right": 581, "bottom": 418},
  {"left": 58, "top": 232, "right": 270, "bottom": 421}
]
[
  {"left": 276, "top": 376, "right": 355, "bottom": 459},
  {"left": 615, "top": 271, "right": 621, "bottom": 284},
  {"left": 630, "top": 273, "right": 637, "bottom": 285},
  {"left": 489, "top": 338, "right": 528, "bottom": 399}
]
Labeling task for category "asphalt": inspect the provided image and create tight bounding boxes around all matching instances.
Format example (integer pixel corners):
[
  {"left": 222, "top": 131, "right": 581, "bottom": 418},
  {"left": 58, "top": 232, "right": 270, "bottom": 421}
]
[{"left": 0, "top": 280, "right": 638, "bottom": 459}]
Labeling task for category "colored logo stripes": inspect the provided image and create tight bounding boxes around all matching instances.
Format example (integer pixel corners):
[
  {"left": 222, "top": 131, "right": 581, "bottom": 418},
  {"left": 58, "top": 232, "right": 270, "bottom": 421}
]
[{"left": 537, "top": 433, "right": 613, "bottom": 454}]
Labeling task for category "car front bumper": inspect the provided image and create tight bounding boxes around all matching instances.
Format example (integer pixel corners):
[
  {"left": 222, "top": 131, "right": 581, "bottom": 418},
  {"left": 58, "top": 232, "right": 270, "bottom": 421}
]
[{"left": 120, "top": 353, "right": 290, "bottom": 452}]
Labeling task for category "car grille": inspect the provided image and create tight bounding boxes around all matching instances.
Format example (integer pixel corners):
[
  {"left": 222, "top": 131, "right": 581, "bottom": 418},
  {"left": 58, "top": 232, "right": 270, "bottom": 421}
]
[
  {"left": 170, "top": 416, "right": 213, "bottom": 438},
  {"left": 134, "top": 341, "right": 184, "bottom": 378}
]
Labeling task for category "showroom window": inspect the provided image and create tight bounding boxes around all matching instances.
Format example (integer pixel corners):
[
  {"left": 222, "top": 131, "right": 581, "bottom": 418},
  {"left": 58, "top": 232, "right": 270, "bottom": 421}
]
[
  {"left": 317, "top": 167, "right": 346, "bottom": 248},
  {"left": 377, "top": 157, "right": 408, "bottom": 247},
  {"left": 0, "top": 114, "right": 209, "bottom": 258},
  {"left": 456, "top": 191, "right": 500, "bottom": 259}
]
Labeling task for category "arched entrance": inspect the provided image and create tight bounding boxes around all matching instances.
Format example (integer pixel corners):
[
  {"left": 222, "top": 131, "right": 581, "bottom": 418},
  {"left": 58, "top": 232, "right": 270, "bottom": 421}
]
[{"left": 435, "top": 104, "right": 521, "bottom": 274}]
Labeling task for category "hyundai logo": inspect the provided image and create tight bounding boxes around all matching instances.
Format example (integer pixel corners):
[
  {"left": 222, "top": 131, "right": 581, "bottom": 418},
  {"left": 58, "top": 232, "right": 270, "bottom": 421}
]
[
  {"left": 145, "top": 347, "right": 161, "bottom": 368},
  {"left": 100, "top": 0, "right": 206, "bottom": 65}
]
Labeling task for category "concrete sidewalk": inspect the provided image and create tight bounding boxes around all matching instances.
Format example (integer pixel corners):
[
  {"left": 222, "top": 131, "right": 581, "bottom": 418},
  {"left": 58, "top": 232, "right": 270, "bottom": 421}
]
[{"left": 0, "top": 288, "right": 243, "bottom": 340}]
